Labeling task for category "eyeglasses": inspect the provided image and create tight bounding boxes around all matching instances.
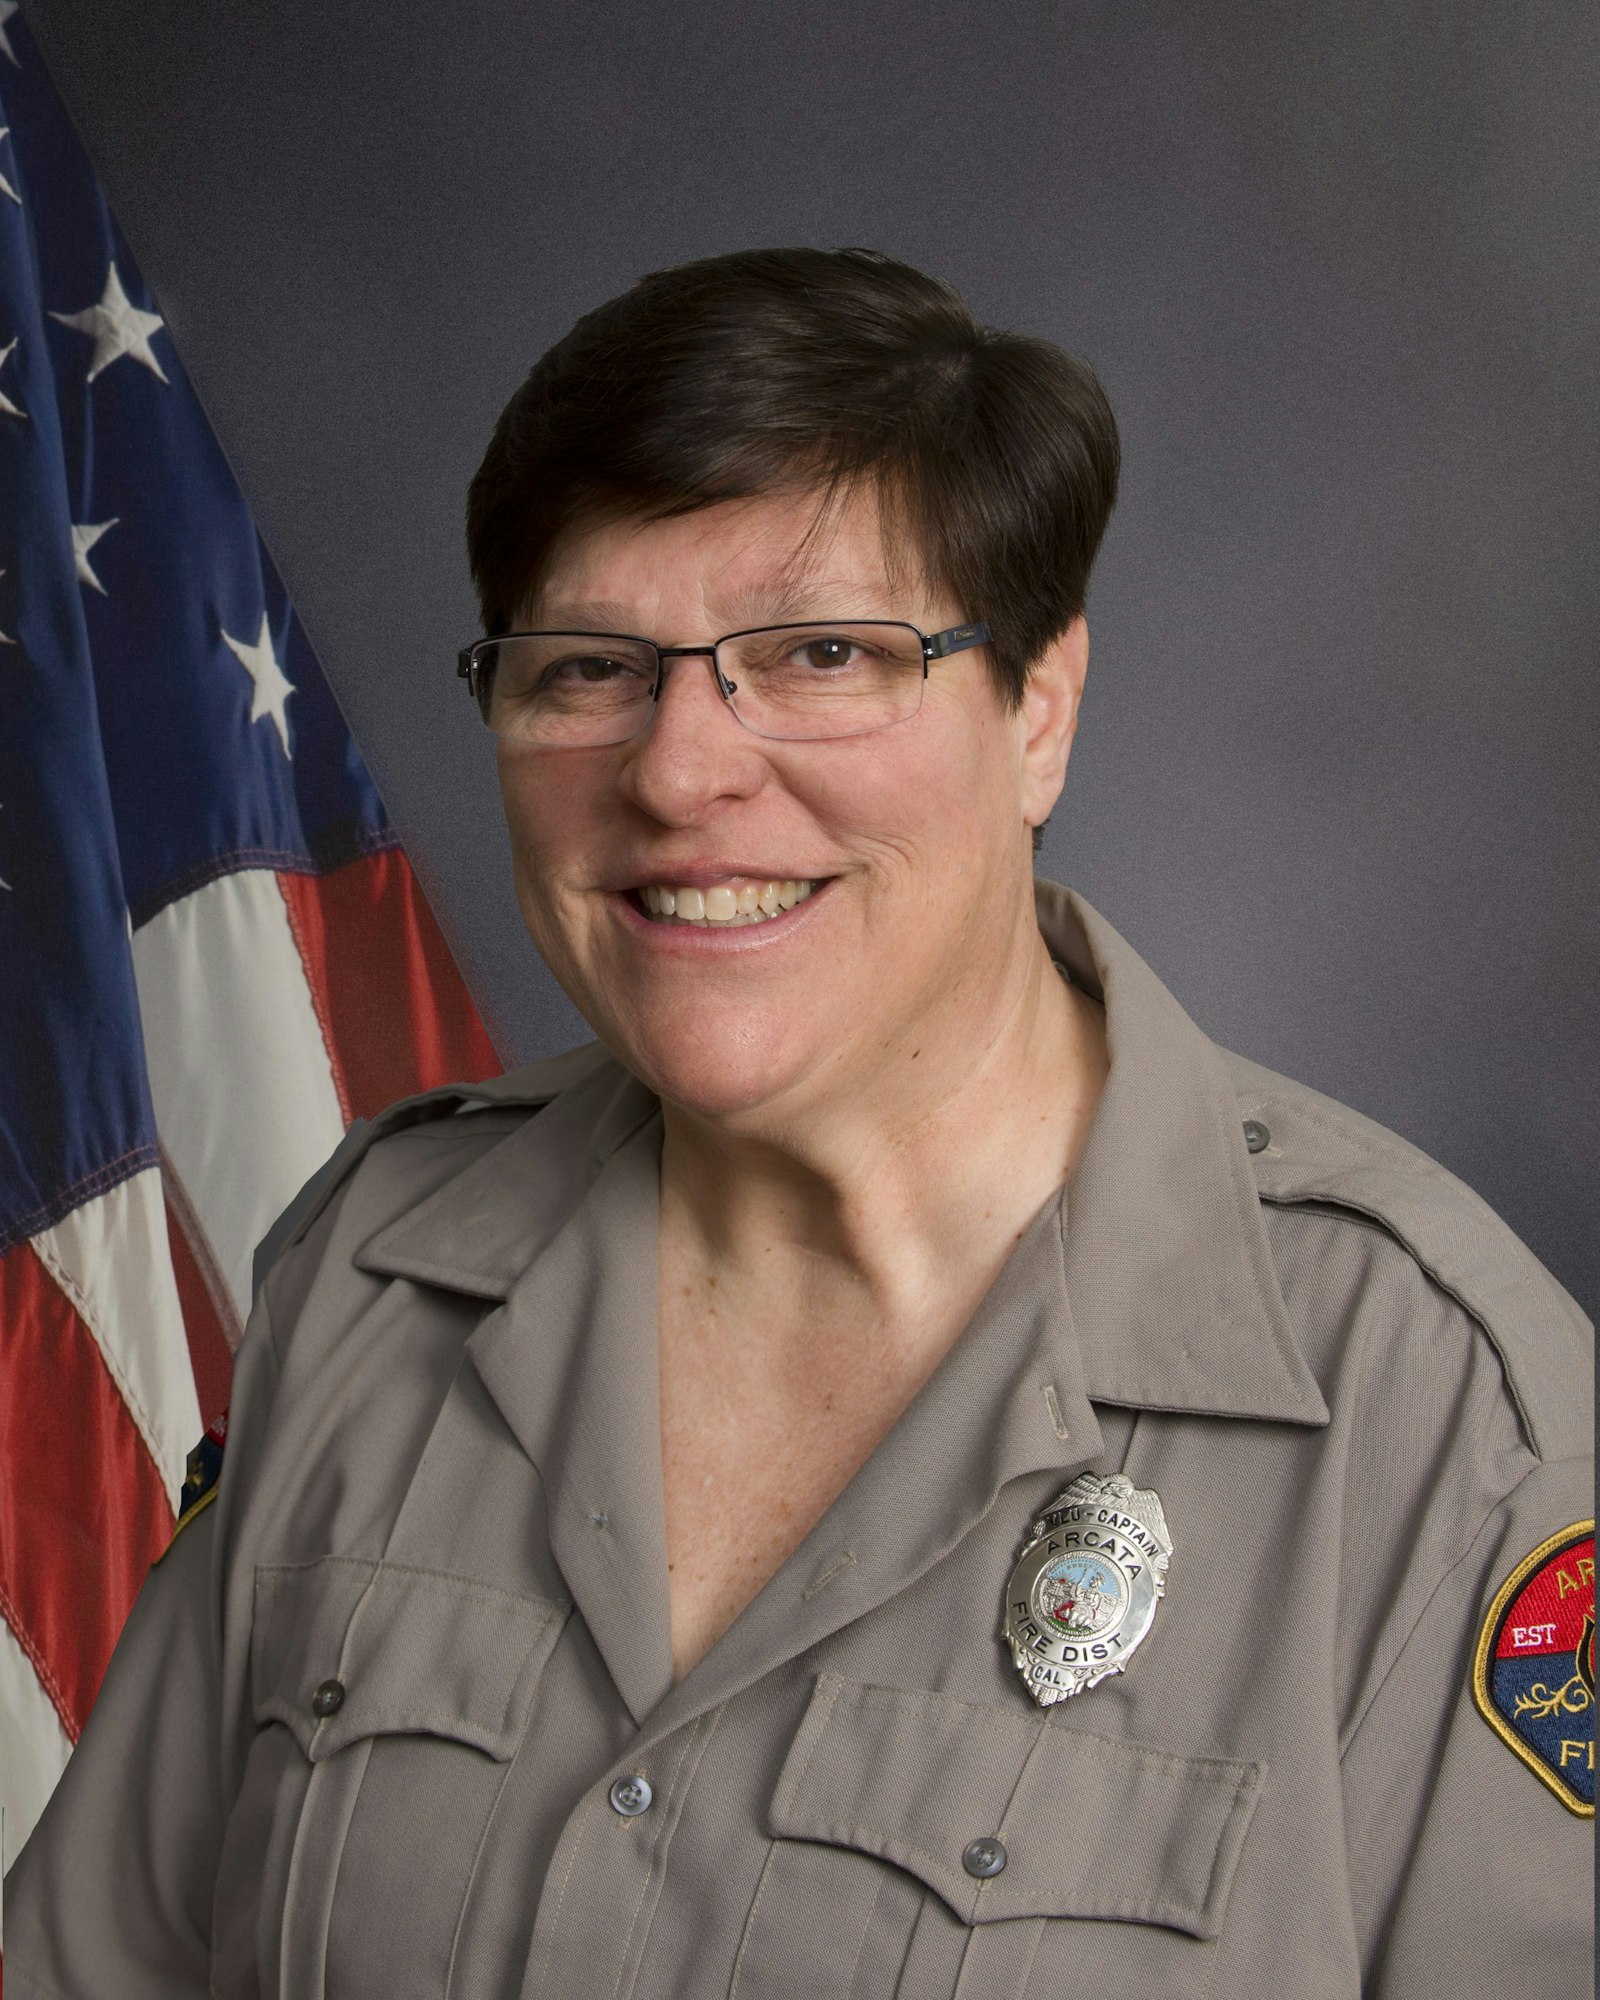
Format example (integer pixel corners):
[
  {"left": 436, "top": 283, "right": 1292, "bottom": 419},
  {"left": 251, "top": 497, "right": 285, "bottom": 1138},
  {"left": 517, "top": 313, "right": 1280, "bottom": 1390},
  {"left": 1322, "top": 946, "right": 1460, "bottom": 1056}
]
[{"left": 456, "top": 619, "right": 992, "bottom": 747}]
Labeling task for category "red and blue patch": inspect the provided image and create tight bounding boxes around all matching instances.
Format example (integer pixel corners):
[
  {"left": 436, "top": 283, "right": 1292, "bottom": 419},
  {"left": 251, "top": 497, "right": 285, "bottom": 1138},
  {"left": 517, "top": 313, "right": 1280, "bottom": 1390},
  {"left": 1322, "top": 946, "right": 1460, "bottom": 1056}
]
[
  {"left": 1472, "top": 1521, "right": 1594, "bottom": 1816},
  {"left": 158, "top": 1407, "right": 229, "bottom": 1560}
]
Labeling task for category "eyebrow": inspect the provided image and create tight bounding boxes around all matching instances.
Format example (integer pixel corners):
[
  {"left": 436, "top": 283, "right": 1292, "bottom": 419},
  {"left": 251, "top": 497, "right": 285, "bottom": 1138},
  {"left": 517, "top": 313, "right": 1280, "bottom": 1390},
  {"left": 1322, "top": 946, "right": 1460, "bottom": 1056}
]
[
  {"left": 532, "top": 598, "right": 648, "bottom": 632},
  {"left": 532, "top": 578, "right": 895, "bottom": 637}
]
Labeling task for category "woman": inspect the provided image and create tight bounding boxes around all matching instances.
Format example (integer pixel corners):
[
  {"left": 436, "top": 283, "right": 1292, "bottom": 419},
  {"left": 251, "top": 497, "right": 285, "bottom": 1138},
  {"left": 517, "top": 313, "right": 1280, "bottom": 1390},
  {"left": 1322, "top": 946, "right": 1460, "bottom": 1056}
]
[{"left": 7, "top": 247, "right": 1591, "bottom": 1997}]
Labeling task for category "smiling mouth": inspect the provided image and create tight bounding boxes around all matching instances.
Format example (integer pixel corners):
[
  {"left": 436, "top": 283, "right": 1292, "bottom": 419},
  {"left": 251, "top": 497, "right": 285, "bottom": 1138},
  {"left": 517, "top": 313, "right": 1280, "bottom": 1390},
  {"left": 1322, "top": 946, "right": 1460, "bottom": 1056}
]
[{"left": 632, "top": 878, "right": 819, "bottom": 927}]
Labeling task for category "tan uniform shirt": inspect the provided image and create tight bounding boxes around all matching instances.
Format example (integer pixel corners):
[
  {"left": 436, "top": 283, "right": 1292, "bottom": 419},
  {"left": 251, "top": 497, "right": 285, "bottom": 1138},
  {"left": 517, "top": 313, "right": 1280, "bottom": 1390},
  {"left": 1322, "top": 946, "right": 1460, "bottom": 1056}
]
[{"left": 6, "top": 884, "right": 1593, "bottom": 1998}]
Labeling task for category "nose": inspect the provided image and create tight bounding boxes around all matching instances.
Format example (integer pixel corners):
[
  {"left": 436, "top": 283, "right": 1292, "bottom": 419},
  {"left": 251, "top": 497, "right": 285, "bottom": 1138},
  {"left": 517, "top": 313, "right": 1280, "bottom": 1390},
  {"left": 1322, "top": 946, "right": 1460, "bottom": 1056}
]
[{"left": 616, "top": 648, "right": 768, "bottom": 825}]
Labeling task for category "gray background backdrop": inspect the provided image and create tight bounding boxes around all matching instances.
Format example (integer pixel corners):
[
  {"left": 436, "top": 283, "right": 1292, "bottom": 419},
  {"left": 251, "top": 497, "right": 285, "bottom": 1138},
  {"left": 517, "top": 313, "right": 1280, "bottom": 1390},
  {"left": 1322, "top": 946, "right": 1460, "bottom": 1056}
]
[{"left": 24, "top": 0, "right": 1599, "bottom": 1313}]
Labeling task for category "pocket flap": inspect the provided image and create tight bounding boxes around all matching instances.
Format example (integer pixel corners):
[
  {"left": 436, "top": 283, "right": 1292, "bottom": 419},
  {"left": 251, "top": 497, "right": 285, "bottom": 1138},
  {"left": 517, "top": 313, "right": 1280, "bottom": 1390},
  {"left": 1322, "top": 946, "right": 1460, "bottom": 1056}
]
[
  {"left": 252, "top": 1556, "right": 568, "bottom": 1762},
  {"left": 769, "top": 1674, "right": 1263, "bottom": 1939}
]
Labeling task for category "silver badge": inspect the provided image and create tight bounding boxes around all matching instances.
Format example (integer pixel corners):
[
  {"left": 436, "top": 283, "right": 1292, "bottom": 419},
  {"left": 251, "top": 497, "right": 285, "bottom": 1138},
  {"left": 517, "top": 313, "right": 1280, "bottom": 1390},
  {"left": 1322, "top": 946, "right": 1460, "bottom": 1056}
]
[{"left": 1003, "top": 1471, "right": 1172, "bottom": 1706}]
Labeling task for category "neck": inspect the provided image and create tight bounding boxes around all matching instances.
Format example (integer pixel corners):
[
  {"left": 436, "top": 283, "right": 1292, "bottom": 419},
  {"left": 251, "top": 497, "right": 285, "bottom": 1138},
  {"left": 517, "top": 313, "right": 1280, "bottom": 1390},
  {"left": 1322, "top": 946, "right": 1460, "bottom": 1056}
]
[{"left": 657, "top": 915, "right": 1108, "bottom": 1363}]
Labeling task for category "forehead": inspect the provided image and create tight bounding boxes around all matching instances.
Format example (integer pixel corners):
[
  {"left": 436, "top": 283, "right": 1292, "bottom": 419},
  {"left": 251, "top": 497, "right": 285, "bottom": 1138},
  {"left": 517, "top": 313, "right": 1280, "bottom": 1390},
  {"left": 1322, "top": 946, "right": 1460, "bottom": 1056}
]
[{"left": 530, "top": 483, "right": 936, "bottom": 630}]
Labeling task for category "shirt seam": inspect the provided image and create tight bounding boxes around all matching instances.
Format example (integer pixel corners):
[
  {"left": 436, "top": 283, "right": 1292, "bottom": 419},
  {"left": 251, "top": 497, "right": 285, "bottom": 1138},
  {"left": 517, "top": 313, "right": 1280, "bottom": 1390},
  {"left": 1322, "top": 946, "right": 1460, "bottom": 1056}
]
[
  {"left": 253, "top": 1554, "right": 570, "bottom": 1616},
  {"left": 609, "top": 1715, "right": 706, "bottom": 2000},
  {"left": 1336, "top": 1456, "right": 1574, "bottom": 1760},
  {"left": 816, "top": 1679, "right": 1258, "bottom": 1783},
  {"left": 781, "top": 1798, "right": 1238, "bottom": 1931},
  {"left": 1269, "top": 1189, "right": 1544, "bottom": 1439},
  {"left": 842, "top": 1866, "right": 894, "bottom": 1993},
  {"left": 444, "top": 1741, "right": 521, "bottom": 1997},
  {"left": 726, "top": 1840, "right": 779, "bottom": 2000},
  {"left": 531, "top": 1794, "right": 597, "bottom": 2000}
]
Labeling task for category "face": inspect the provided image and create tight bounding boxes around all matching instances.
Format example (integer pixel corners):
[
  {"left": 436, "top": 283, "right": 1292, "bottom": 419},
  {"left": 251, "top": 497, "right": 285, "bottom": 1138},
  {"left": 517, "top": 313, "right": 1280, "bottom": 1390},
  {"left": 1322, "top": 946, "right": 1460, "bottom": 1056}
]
[{"left": 496, "top": 484, "right": 1085, "bottom": 1128}]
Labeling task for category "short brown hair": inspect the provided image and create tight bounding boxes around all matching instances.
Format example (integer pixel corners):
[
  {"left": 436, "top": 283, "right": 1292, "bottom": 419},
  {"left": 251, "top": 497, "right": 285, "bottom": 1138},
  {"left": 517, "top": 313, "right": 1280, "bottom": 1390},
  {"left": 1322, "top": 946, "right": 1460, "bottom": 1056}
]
[{"left": 466, "top": 246, "right": 1119, "bottom": 707}]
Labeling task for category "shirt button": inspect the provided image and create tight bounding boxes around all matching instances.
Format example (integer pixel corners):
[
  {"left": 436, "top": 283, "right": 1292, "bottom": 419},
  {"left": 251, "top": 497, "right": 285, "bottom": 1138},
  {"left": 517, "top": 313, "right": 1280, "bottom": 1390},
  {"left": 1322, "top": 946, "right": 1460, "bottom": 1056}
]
[
  {"left": 311, "top": 1678, "right": 346, "bottom": 1718},
  {"left": 609, "top": 1774, "right": 653, "bottom": 1817},
  {"left": 963, "top": 1835, "right": 1007, "bottom": 1878},
  {"left": 1242, "top": 1119, "right": 1271, "bottom": 1154}
]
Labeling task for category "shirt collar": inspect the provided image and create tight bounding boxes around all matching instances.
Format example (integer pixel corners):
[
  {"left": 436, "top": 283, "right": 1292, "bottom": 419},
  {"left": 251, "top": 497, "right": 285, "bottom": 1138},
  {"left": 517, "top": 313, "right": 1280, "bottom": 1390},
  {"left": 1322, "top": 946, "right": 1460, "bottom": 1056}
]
[
  {"left": 1037, "top": 881, "right": 1327, "bottom": 1425},
  {"left": 358, "top": 882, "right": 1327, "bottom": 1428}
]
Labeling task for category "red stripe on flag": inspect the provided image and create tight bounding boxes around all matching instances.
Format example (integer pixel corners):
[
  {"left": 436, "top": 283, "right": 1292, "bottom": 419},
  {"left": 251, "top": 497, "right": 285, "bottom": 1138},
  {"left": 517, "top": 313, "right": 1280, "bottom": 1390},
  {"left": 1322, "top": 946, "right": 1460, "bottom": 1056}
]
[
  {"left": 0, "top": 1239, "right": 173, "bottom": 1740},
  {"left": 163, "top": 1190, "right": 235, "bottom": 1430},
  {"left": 278, "top": 848, "right": 500, "bottom": 1122},
  {"left": 276, "top": 870, "right": 354, "bottom": 1126}
]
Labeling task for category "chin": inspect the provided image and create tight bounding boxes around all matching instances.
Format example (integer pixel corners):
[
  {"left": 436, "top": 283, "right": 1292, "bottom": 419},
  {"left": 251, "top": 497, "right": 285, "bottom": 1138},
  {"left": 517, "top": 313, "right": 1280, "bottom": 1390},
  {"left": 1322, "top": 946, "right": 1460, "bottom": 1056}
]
[{"left": 605, "top": 1012, "right": 819, "bottom": 1125}]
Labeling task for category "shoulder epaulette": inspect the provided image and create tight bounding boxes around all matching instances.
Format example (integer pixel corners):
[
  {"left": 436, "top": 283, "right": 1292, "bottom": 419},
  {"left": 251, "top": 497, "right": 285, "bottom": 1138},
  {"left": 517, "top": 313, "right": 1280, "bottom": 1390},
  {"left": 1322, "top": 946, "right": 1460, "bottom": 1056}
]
[
  {"left": 249, "top": 1043, "right": 612, "bottom": 1301},
  {"left": 1225, "top": 1048, "right": 1592, "bottom": 1462}
]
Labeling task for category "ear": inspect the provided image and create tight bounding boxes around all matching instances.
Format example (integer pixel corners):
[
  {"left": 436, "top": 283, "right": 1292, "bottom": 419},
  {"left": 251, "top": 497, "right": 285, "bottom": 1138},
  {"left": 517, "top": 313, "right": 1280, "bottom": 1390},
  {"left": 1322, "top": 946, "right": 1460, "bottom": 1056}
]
[{"left": 1018, "top": 617, "right": 1089, "bottom": 831}]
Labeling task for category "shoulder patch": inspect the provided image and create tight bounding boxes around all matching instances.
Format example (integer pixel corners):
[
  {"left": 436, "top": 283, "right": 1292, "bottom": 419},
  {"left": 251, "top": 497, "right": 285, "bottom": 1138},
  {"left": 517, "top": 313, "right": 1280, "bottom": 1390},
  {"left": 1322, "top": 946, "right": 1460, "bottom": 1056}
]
[
  {"left": 1472, "top": 1521, "right": 1594, "bottom": 1815},
  {"left": 160, "top": 1408, "right": 229, "bottom": 1557}
]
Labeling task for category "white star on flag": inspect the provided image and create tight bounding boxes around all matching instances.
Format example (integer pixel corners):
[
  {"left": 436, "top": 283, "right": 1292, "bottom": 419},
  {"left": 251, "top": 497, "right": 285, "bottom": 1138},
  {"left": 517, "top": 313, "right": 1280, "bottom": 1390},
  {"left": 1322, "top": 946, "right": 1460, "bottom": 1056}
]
[
  {"left": 0, "top": 3, "right": 19, "bottom": 68},
  {"left": 0, "top": 336, "right": 24, "bottom": 419},
  {"left": 72, "top": 519, "right": 118, "bottom": 595},
  {"left": 0, "top": 564, "right": 13, "bottom": 643},
  {"left": 222, "top": 613, "right": 296, "bottom": 756},
  {"left": 0, "top": 127, "right": 19, "bottom": 205},
  {"left": 50, "top": 262, "right": 170, "bottom": 385}
]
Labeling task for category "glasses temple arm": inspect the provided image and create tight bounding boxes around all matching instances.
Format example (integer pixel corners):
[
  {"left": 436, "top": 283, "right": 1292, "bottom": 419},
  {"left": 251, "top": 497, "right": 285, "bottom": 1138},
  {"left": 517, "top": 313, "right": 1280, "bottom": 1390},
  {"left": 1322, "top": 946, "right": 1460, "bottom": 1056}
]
[{"left": 923, "top": 622, "right": 992, "bottom": 660}]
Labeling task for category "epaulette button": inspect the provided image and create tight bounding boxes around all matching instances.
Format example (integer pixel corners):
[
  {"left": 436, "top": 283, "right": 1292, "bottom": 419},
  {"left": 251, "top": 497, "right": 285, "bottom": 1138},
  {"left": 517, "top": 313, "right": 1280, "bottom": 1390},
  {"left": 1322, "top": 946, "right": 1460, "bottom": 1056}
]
[{"left": 311, "top": 1678, "right": 346, "bottom": 1718}]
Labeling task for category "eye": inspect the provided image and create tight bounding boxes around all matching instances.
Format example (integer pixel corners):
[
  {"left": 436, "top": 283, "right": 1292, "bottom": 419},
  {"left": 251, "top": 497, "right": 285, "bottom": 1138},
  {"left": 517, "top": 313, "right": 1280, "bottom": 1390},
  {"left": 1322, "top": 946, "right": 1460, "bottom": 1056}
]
[
  {"left": 789, "top": 635, "right": 865, "bottom": 672},
  {"left": 544, "top": 651, "right": 640, "bottom": 686}
]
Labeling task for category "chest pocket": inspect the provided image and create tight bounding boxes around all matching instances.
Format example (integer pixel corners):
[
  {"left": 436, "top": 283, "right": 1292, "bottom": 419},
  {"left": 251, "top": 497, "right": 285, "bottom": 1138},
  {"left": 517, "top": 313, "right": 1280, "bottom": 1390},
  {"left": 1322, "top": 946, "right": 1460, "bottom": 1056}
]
[
  {"left": 731, "top": 1672, "right": 1264, "bottom": 2000},
  {"left": 251, "top": 1555, "right": 566, "bottom": 1758},
  {"left": 213, "top": 1556, "right": 568, "bottom": 2000}
]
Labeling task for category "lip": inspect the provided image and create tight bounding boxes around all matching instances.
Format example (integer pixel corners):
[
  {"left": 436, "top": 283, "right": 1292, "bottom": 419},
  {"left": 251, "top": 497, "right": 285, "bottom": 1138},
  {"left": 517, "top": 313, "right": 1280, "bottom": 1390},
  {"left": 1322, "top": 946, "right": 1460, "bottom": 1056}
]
[{"left": 610, "top": 876, "right": 833, "bottom": 948}]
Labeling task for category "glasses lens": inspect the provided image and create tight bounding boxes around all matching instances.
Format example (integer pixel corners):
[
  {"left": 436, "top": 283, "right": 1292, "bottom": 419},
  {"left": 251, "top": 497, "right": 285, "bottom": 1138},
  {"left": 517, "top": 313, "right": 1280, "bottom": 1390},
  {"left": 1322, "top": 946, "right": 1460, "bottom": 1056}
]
[
  {"left": 477, "top": 635, "right": 657, "bottom": 744},
  {"left": 720, "top": 624, "right": 925, "bottom": 740}
]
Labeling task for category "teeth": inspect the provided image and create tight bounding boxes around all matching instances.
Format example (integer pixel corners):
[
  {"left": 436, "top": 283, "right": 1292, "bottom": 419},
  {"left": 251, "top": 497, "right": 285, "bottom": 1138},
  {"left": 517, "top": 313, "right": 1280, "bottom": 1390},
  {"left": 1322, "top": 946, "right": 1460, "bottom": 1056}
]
[{"left": 635, "top": 878, "right": 818, "bottom": 926}]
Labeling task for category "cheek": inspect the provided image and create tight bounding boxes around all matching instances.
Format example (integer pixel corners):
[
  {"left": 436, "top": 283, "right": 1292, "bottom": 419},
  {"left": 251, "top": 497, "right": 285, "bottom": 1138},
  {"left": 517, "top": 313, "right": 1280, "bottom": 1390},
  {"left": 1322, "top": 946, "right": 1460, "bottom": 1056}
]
[
  {"left": 497, "top": 755, "right": 601, "bottom": 940},
  {"left": 499, "top": 749, "right": 596, "bottom": 866},
  {"left": 799, "top": 702, "right": 1010, "bottom": 877}
]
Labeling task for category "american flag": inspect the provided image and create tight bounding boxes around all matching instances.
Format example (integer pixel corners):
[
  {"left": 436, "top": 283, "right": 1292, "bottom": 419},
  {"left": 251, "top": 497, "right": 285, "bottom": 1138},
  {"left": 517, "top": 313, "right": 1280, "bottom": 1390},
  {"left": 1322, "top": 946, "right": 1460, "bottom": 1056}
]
[{"left": 0, "top": 11, "right": 499, "bottom": 1873}]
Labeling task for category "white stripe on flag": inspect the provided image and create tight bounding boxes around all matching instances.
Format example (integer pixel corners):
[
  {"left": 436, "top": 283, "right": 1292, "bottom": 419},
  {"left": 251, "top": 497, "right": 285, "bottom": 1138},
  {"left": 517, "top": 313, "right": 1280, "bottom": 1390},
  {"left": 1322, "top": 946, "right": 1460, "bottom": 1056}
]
[
  {"left": 0, "top": 1613, "right": 75, "bottom": 1875},
  {"left": 131, "top": 870, "right": 347, "bottom": 1325},
  {"left": 30, "top": 1168, "right": 202, "bottom": 1508}
]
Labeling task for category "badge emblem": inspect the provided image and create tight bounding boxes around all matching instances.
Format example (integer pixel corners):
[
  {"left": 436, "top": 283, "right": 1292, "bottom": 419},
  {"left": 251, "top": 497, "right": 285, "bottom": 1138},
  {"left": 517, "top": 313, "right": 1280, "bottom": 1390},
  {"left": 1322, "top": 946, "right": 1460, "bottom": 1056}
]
[
  {"left": 1471, "top": 1520, "right": 1594, "bottom": 1816},
  {"left": 1003, "top": 1471, "right": 1172, "bottom": 1706}
]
